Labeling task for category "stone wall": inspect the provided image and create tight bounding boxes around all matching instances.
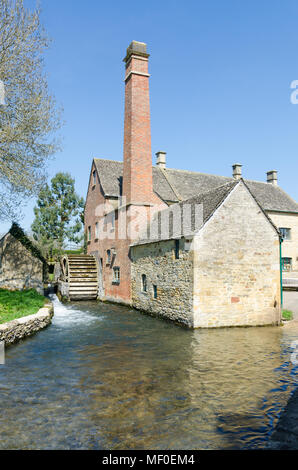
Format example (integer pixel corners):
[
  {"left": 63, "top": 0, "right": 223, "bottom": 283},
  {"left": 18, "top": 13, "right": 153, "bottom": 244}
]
[
  {"left": 57, "top": 280, "right": 69, "bottom": 300},
  {"left": 131, "top": 238, "right": 194, "bottom": 326},
  {"left": 0, "top": 233, "right": 44, "bottom": 294},
  {"left": 267, "top": 211, "right": 298, "bottom": 271},
  {"left": 193, "top": 183, "right": 281, "bottom": 328},
  {"left": 0, "top": 303, "right": 53, "bottom": 346}
]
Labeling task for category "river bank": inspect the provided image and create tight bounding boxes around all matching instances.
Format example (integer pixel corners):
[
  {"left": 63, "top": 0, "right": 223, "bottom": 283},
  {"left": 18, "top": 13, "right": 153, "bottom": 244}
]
[{"left": 0, "top": 302, "right": 53, "bottom": 346}]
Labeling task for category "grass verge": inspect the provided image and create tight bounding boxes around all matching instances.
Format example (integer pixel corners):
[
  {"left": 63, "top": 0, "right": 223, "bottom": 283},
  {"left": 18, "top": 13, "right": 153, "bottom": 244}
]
[
  {"left": 282, "top": 309, "right": 293, "bottom": 321},
  {"left": 0, "top": 289, "right": 46, "bottom": 324}
]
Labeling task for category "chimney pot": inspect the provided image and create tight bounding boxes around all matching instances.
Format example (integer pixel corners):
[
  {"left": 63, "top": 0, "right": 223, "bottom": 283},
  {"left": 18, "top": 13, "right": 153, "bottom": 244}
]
[
  {"left": 232, "top": 163, "right": 242, "bottom": 180},
  {"left": 267, "top": 170, "right": 278, "bottom": 185},
  {"left": 156, "top": 151, "right": 166, "bottom": 169}
]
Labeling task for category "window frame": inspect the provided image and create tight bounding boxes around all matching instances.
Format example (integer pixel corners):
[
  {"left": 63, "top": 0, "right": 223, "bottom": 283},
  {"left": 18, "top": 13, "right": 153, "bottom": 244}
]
[
  {"left": 95, "top": 221, "right": 99, "bottom": 239},
  {"left": 141, "top": 274, "right": 148, "bottom": 293},
  {"left": 153, "top": 284, "right": 157, "bottom": 299},
  {"left": 282, "top": 257, "right": 292, "bottom": 272},
  {"left": 112, "top": 266, "right": 120, "bottom": 284},
  {"left": 280, "top": 227, "right": 291, "bottom": 241}
]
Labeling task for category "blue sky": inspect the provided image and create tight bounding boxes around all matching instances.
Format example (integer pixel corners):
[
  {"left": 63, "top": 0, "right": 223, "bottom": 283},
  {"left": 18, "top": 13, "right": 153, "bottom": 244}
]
[{"left": 2, "top": 0, "right": 298, "bottom": 234}]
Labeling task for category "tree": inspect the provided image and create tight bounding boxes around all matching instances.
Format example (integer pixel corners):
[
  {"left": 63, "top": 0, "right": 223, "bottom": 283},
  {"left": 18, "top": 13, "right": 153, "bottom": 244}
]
[
  {"left": 31, "top": 172, "right": 84, "bottom": 259},
  {"left": 0, "top": 0, "right": 62, "bottom": 221}
]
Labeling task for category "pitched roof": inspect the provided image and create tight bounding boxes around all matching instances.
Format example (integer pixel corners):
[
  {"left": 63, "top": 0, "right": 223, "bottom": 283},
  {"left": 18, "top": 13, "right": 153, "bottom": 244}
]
[
  {"left": 8, "top": 223, "right": 47, "bottom": 264},
  {"left": 93, "top": 158, "right": 298, "bottom": 213},
  {"left": 131, "top": 180, "right": 280, "bottom": 246}
]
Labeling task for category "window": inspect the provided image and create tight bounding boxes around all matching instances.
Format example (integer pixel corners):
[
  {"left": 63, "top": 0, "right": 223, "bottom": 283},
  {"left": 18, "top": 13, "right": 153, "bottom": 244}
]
[
  {"left": 174, "top": 239, "right": 180, "bottom": 259},
  {"left": 107, "top": 249, "right": 111, "bottom": 264},
  {"left": 92, "top": 170, "right": 96, "bottom": 186},
  {"left": 142, "top": 274, "right": 147, "bottom": 292},
  {"left": 282, "top": 257, "right": 292, "bottom": 272},
  {"left": 113, "top": 267, "right": 120, "bottom": 283},
  {"left": 87, "top": 226, "right": 91, "bottom": 241},
  {"left": 95, "top": 222, "right": 99, "bottom": 239},
  {"left": 280, "top": 228, "right": 291, "bottom": 240},
  {"left": 153, "top": 284, "right": 157, "bottom": 299}
]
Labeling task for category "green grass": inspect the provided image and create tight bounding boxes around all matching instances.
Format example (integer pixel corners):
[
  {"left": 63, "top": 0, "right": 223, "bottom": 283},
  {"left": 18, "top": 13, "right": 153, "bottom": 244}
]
[
  {"left": 282, "top": 309, "right": 294, "bottom": 321},
  {"left": 0, "top": 289, "right": 46, "bottom": 324}
]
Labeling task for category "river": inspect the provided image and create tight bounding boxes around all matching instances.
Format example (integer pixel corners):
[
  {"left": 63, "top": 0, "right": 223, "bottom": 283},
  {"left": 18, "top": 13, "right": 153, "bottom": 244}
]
[{"left": 0, "top": 295, "right": 298, "bottom": 449}]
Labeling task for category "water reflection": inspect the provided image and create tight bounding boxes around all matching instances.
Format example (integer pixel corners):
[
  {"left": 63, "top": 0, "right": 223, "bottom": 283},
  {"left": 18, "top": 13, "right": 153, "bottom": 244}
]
[{"left": 0, "top": 296, "right": 298, "bottom": 449}]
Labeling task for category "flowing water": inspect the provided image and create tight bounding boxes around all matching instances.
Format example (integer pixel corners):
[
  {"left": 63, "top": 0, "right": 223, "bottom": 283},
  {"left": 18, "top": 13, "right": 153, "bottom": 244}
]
[{"left": 0, "top": 295, "right": 298, "bottom": 450}]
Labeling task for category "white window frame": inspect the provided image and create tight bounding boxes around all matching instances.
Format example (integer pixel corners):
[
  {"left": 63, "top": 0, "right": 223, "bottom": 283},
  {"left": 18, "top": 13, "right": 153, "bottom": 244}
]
[{"left": 113, "top": 266, "right": 120, "bottom": 284}]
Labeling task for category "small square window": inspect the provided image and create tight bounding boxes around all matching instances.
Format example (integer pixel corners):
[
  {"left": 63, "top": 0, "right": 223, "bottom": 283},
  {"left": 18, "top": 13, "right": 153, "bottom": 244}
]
[
  {"left": 282, "top": 257, "right": 292, "bottom": 272},
  {"left": 113, "top": 267, "right": 120, "bottom": 283},
  {"left": 280, "top": 228, "right": 291, "bottom": 240}
]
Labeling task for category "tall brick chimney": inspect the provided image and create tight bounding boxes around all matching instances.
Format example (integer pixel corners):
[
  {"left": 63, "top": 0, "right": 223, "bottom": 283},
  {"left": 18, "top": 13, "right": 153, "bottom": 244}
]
[{"left": 122, "top": 41, "right": 154, "bottom": 205}]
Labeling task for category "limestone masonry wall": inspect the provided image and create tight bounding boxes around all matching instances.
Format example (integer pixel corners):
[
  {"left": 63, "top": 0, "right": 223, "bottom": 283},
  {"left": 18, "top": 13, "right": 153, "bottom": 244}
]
[
  {"left": 131, "top": 239, "right": 194, "bottom": 327},
  {"left": 267, "top": 211, "right": 298, "bottom": 271},
  {"left": 0, "top": 303, "right": 54, "bottom": 346},
  {"left": 193, "top": 183, "right": 281, "bottom": 328},
  {"left": 0, "top": 233, "right": 44, "bottom": 294}
]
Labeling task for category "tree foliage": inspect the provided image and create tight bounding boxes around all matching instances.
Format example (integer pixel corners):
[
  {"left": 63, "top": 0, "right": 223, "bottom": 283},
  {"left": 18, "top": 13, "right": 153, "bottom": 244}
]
[
  {"left": 0, "top": 0, "right": 62, "bottom": 221},
  {"left": 31, "top": 172, "right": 84, "bottom": 258}
]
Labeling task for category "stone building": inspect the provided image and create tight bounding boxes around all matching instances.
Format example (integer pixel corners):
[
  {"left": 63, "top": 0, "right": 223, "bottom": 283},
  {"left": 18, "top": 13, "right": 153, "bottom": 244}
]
[
  {"left": 84, "top": 40, "right": 297, "bottom": 327},
  {"left": 0, "top": 223, "right": 47, "bottom": 294},
  {"left": 131, "top": 180, "right": 281, "bottom": 327}
]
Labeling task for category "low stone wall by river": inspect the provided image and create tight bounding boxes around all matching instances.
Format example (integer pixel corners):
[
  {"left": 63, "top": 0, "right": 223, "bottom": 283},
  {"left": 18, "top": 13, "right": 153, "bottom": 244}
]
[{"left": 0, "top": 303, "right": 54, "bottom": 346}]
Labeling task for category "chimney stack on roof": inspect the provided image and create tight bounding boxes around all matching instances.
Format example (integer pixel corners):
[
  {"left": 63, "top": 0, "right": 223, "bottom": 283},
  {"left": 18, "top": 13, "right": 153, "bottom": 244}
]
[
  {"left": 232, "top": 163, "right": 242, "bottom": 180},
  {"left": 156, "top": 151, "right": 166, "bottom": 169},
  {"left": 267, "top": 170, "right": 278, "bottom": 186}
]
